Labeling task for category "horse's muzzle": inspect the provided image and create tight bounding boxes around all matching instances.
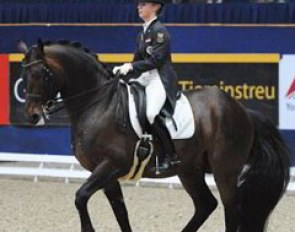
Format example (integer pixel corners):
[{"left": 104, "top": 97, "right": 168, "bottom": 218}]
[
  {"left": 31, "top": 113, "right": 45, "bottom": 126},
  {"left": 25, "top": 103, "right": 45, "bottom": 126}
]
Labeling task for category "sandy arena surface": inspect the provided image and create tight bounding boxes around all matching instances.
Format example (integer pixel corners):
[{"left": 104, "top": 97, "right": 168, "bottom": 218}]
[{"left": 0, "top": 178, "right": 294, "bottom": 232}]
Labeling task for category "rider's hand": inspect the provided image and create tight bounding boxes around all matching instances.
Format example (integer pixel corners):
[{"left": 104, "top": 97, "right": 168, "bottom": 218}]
[
  {"left": 112, "top": 66, "right": 121, "bottom": 75},
  {"left": 112, "top": 63, "right": 133, "bottom": 76}
]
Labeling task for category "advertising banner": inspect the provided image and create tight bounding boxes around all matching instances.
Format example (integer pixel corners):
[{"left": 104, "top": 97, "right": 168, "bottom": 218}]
[
  {"left": 279, "top": 55, "right": 295, "bottom": 130},
  {"left": 175, "top": 63, "right": 278, "bottom": 125},
  {"left": 0, "top": 55, "right": 9, "bottom": 125},
  {"left": 9, "top": 54, "right": 279, "bottom": 126}
]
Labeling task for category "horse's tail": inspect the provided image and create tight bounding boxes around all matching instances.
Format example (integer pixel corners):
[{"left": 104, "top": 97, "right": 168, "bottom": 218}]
[{"left": 237, "top": 110, "right": 290, "bottom": 232}]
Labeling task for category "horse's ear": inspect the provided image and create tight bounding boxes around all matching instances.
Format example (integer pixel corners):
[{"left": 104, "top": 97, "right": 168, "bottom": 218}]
[
  {"left": 17, "top": 40, "right": 28, "bottom": 54},
  {"left": 37, "top": 38, "right": 44, "bottom": 58}
]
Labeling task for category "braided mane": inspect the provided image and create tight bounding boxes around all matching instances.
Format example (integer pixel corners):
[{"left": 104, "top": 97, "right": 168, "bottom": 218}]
[
  {"left": 43, "top": 39, "right": 113, "bottom": 78},
  {"left": 43, "top": 39, "right": 99, "bottom": 61}
]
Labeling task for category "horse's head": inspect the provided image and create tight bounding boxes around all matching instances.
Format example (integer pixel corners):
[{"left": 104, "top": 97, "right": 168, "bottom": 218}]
[{"left": 18, "top": 40, "right": 61, "bottom": 125}]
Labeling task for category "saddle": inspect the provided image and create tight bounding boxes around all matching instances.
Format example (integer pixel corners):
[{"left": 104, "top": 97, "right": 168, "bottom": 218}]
[
  {"left": 117, "top": 79, "right": 194, "bottom": 139},
  {"left": 129, "top": 81, "right": 177, "bottom": 133},
  {"left": 129, "top": 82, "right": 149, "bottom": 132},
  {"left": 116, "top": 79, "right": 195, "bottom": 179}
]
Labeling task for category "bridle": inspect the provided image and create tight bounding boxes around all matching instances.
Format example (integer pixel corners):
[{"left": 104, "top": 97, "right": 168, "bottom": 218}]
[
  {"left": 21, "top": 59, "right": 43, "bottom": 68},
  {"left": 21, "top": 58, "right": 100, "bottom": 119},
  {"left": 22, "top": 59, "right": 58, "bottom": 102}
]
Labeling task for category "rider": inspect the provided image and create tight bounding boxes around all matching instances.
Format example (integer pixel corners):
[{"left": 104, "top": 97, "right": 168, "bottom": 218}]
[{"left": 113, "top": 0, "right": 179, "bottom": 171}]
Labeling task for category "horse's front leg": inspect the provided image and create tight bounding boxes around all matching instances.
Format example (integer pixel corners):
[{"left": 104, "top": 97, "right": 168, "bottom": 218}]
[
  {"left": 103, "top": 181, "right": 132, "bottom": 232},
  {"left": 75, "top": 159, "right": 119, "bottom": 232}
]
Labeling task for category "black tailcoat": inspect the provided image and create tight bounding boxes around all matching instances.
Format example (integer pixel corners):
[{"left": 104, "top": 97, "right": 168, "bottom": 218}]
[{"left": 132, "top": 19, "right": 178, "bottom": 111}]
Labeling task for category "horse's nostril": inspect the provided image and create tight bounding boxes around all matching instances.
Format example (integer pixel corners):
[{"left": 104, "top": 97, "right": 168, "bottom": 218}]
[{"left": 31, "top": 113, "right": 41, "bottom": 124}]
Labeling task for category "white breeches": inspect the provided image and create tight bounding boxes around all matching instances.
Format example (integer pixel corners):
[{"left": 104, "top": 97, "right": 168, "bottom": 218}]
[{"left": 130, "top": 69, "right": 166, "bottom": 124}]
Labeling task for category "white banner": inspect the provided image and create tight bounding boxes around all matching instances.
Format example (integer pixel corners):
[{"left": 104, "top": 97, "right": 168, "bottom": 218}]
[{"left": 279, "top": 55, "right": 295, "bottom": 130}]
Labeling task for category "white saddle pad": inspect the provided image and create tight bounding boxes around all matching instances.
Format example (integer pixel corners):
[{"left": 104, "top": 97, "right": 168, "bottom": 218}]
[{"left": 127, "top": 85, "right": 195, "bottom": 140}]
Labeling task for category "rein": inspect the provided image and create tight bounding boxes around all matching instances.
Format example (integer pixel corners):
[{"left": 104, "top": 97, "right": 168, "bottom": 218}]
[
  {"left": 45, "top": 78, "right": 120, "bottom": 120},
  {"left": 43, "top": 85, "right": 100, "bottom": 119},
  {"left": 22, "top": 55, "right": 119, "bottom": 120}
]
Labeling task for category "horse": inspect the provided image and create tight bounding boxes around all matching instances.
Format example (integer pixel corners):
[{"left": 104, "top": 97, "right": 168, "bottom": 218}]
[{"left": 18, "top": 39, "right": 290, "bottom": 232}]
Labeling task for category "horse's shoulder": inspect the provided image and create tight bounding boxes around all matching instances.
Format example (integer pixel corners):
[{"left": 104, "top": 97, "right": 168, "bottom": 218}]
[
  {"left": 184, "top": 86, "right": 222, "bottom": 99},
  {"left": 202, "top": 86, "right": 222, "bottom": 94}
]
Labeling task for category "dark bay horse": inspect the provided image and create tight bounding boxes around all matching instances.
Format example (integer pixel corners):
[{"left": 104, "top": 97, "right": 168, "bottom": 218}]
[{"left": 18, "top": 40, "right": 290, "bottom": 232}]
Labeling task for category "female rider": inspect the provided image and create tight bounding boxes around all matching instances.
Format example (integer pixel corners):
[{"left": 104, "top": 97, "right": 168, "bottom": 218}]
[{"left": 113, "top": 0, "right": 179, "bottom": 171}]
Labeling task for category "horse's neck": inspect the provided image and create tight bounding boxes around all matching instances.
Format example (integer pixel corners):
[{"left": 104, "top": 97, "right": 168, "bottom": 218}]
[
  {"left": 61, "top": 69, "right": 100, "bottom": 97},
  {"left": 46, "top": 46, "right": 117, "bottom": 123},
  {"left": 62, "top": 71, "right": 117, "bottom": 123},
  {"left": 47, "top": 47, "right": 107, "bottom": 98}
]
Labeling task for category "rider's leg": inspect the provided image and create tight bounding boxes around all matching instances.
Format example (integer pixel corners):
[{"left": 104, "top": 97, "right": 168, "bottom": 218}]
[
  {"left": 150, "top": 116, "right": 179, "bottom": 169},
  {"left": 145, "top": 70, "right": 178, "bottom": 170},
  {"left": 145, "top": 71, "right": 166, "bottom": 125}
]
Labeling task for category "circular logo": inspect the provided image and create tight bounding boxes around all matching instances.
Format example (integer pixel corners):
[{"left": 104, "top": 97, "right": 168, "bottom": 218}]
[{"left": 14, "top": 78, "right": 26, "bottom": 103}]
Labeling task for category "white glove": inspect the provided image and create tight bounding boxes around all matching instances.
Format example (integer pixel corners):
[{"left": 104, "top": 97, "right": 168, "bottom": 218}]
[
  {"left": 112, "top": 63, "right": 133, "bottom": 76},
  {"left": 112, "top": 65, "right": 121, "bottom": 75}
]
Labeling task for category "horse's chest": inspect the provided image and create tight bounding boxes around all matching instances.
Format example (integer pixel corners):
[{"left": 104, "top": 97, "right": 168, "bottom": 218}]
[{"left": 74, "top": 131, "right": 98, "bottom": 153}]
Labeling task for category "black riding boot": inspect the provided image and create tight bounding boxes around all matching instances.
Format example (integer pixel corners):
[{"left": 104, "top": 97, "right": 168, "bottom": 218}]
[{"left": 150, "top": 117, "right": 179, "bottom": 171}]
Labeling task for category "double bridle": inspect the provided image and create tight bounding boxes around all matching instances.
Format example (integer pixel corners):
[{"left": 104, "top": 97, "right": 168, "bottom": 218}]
[
  {"left": 21, "top": 59, "right": 100, "bottom": 119},
  {"left": 22, "top": 59, "right": 58, "bottom": 101}
]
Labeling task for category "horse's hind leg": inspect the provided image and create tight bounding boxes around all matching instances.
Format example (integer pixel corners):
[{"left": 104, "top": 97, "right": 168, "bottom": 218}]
[
  {"left": 178, "top": 169, "right": 218, "bottom": 232},
  {"left": 211, "top": 155, "right": 243, "bottom": 232},
  {"left": 214, "top": 171, "right": 241, "bottom": 232},
  {"left": 214, "top": 174, "right": 239, "bottom": 232},
  {"left": 103, "top": 181, "right": 132, "bottom": 232},
  {"left": 75, "top": 160, "right": 120, "bottom": 232}
]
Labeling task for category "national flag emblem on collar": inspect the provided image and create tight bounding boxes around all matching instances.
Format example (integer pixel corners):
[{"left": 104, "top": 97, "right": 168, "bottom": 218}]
[
  {"left": 286, "top": 77, "right": 295, "bottom": 99},
  {"left": 156, "top": 32, "right": 164, "bottom": 43}
]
